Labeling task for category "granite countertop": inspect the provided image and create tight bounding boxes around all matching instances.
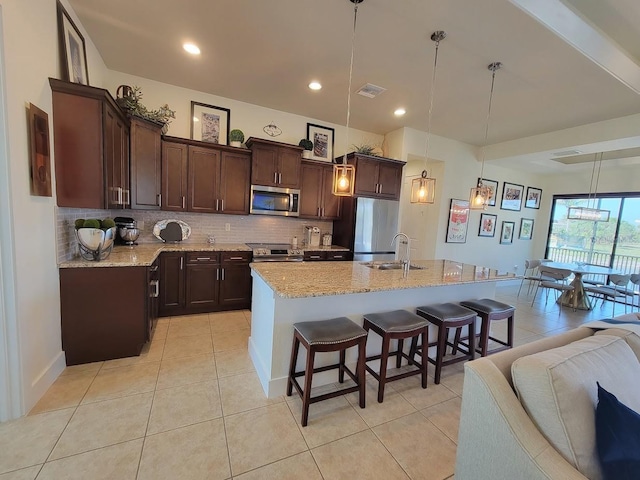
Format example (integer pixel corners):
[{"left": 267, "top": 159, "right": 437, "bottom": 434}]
[
  {"left": 59, "top": 243, "right": 252, "bottom": 268},
  {"left": 250, "top": 259, "right": 517, "bottom": 299}
]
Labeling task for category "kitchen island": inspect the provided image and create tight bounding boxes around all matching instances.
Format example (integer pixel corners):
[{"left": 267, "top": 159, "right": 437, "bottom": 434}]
[{"left": 249, "top": 259, "right": 516, "bottom": 397}]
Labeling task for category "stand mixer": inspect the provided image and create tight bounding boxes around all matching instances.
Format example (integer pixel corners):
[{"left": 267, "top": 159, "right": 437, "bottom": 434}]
[{"left": 114, "top": 216, "right": 140, "bottom": 245}]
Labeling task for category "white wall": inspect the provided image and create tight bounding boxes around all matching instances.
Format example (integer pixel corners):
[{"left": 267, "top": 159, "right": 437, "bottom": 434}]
[{"left": 0, "top": 0, "right": 107, "bottom": 415}]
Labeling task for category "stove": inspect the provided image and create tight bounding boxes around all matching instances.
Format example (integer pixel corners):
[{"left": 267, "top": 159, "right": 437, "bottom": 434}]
[{"left": 246, "top": 243, "right": 304, "bottom": 262}]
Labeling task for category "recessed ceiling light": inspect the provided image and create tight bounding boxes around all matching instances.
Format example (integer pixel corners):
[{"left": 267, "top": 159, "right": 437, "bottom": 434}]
[
  {"left": 183, "top": 43, "right": 201, "bottom": 55},
  {"left": 308, "top": 81, "right": 322, "bottom": 90},
  {"left": 394, "top": 108, "right": 406, "bottom": 116}
]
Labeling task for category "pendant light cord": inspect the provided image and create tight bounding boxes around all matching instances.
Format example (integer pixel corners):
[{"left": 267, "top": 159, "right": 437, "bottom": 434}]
[
  {"left": 478, "top": 62, "right": 501, "bottom": 184},
  {"left": 343, "top": 1, "right": 360, "bottom": 165},
  {"left": 423, "top": 32, "right": 445, "bottom": 175}
]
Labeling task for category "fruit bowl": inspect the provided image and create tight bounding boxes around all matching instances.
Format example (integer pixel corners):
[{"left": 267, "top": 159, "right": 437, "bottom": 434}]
[{"left": 75, "top": 227, "right": 116, "bottom": 261}]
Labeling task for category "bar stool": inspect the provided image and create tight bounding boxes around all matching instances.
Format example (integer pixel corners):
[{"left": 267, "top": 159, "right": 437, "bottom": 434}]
[
  {"left": 415, "top": 303, "right": 477, "bottom": 384},
  {"left": 458, "top": 299, "right": 515, "bottom": 357},
  {"left": 287, "top": 317, "right": 367, "bottom": 427},
  {"left": 362, "top": 310, "right": 428, "bottom": 403}
]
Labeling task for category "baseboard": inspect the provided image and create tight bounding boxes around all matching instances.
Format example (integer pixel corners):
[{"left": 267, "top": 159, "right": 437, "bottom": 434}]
[{"left": 25, "top": 350, "right": 66, "bottom": 414}]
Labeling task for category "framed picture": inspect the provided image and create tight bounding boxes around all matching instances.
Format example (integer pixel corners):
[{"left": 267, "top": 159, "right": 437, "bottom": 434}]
[
  {"left": 500, "top": 221, "right": 515, "bottom": 244},
  {"left": 478, "top": 213, "right": 497, "bottom": 237},
  {"left": 500, "top": 182, "right": 524, "bottom": 211},
  {"left": 519, "top": 218, "right": 534, "bottom": 240},
  {"left": 56, "top": 0, "right": 89, "bottom": 85},
  {"left": 446, "top": 199, "right": 470, "bottom": 243},
  {"left": 306, "top": 123, "right": 335, "bottom": 162},
  {"left": 190, "top": 101, "right": 230, "bottom": 145},
  {"left": 525, "top": 187, "right": 542, "bottom": 209},
  {"left": 28, "top": 103, "right": 52, "bottom": 197},
  {"left": 479, "top": 178, "right": 499, "bottom": 207}
]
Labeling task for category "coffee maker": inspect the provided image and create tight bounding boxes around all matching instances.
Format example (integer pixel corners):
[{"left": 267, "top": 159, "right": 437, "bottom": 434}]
[
  {"left": 114, "top": 216, "right": 140, "bottom": 245},
  {"left": 304, "top": 226, "right": 321, "bottom": 247}
]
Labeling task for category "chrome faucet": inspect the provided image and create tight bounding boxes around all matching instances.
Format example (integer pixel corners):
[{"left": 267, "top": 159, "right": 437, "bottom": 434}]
[{"left": 391, "top": 232, "right": 411, "bottom": 276}]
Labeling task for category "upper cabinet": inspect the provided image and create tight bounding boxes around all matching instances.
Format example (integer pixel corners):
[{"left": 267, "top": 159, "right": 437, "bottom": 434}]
[
  {"left": 130, "top": 117, "right": 162, "bottom": 210},
  {"left": 50, "top": 78, "right": 130, "bottom": 209},
  {"left": 161, "top": 137, "right": 250, "bottom": 214},
  {"left": 246, "top": 137, "right": 302, "bottom": 189},
  {"left": 299, "top": 160, "right": 341, "bottom": 220},
  {"left": 346, "top": 152, "right": 405, "bottom": 200}
]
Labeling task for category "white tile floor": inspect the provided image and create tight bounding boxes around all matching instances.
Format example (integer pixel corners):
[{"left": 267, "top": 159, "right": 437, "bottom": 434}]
[{"left": 0, "top": 283, "right": 635, "bottom": 479}]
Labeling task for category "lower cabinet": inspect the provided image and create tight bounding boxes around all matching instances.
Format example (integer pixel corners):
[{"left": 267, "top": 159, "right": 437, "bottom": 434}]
[
  {"left": 303, "top": 251, "right": 353, "bottom": 261},
  {"left": 60, "top": 266, "right": 148, "bottom": 365},
  {"left": 159, "top": 250, "right": 252, "bottom": 317}
]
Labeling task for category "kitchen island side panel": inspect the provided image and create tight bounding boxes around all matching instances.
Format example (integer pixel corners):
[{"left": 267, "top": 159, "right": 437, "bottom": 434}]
[{"left": 249, "top": 277, "right": 495, "bottom": 398}]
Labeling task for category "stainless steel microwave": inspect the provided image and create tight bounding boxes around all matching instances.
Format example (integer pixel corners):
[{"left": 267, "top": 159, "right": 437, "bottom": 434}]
[{"left": 250, "top": 185, "right": 300, "bottom": 217}]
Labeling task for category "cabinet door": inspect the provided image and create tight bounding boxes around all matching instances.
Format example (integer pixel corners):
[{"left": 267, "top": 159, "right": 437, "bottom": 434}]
[
  {"left": 219, "top": 152, "right": 250, "bottom": 214},
  {"left": 377, "top": 162, "right": 403, "bottom": 200},
  {"left": 185, "top": 264, "right": 220, "bottom": 309},
  {"left": 299, "top": 162, "right": 323, "bottom": 218},
  {"left": 219, "top": 265, "right": 252, "bottom": 306},
  {"left": 159, "top": 252, "right": 185, "bottom": 316},
  {"left": 251, "top": 145, "right": 279, "bottom": 186},
  {"left": 104, "top": 106, "right": 127, "bottom": 209},
  {"left": 277, "top": 148, "right": 301, "bottom": 189},
  {"left": 161, "top": 141, "right": 188, "bottom": 211},
  {"left": 130, "top": 118, "right": 162, "bottom": 210},
  {"left": 321, "top": 165, "right": 341, "bottom": 219},
  {"left": 353, "top": 157, "right": 380, "bottom": 197},
  {"left": 188, "top": 146, "right": 220, "bottom": 213}
]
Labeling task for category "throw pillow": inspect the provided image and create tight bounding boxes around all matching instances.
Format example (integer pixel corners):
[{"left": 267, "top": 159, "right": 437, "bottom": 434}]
[{"left": 596, "top": 382, "right": 640, "bottom": 480}]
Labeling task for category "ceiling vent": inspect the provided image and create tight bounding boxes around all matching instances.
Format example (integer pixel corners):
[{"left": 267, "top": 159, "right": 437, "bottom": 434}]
[
  {"left": 551, "top": 149, "right": 582, "bottom": 157},
  {"left": 356, "top": 83, "right": 386, "bottom": 98}
]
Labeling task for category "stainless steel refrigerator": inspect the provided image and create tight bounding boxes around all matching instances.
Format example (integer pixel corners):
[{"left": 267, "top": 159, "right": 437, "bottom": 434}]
[{"left": 353, "top": 198, "right": 399, "bottom": 262}]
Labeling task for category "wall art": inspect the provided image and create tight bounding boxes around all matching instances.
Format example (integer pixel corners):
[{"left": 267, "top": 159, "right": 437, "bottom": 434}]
[{"left": 446, "top": 199, "right": 470, "bottom": 243}]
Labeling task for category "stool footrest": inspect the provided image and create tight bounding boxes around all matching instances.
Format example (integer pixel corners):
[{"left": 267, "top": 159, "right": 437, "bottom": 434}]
[{"left": 289, "top": 363, "right": 360, "bottom": 404}]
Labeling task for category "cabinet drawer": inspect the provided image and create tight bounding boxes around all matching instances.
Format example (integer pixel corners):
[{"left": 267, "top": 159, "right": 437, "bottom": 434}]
[
  {"left": 186, "top": 252, "right": 220, "bottom": 264},
  {"left": 304, "top": 252, "right": 326, "bottom": 261},
  {"left": 221, "top": 251, "right": 252, "bottom": 264}
]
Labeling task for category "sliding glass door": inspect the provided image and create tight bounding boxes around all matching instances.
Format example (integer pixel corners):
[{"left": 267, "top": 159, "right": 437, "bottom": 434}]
[{"left": 546, "top": 194, "right": 640, "bottom": 274}]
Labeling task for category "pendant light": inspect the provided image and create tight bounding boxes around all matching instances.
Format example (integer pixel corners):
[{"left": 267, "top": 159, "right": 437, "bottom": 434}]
[
  {"left": 410, "top": 31, "right": 446, "bottom": 204},
  {"left": 470, "top": 62, "right": 502, "bottom": 210},
  {"left": 332, "top": 0, "right": 363, "bottom": 197},
  {"left": 567, "top": 152, "right": 611, "bottom": 221}
]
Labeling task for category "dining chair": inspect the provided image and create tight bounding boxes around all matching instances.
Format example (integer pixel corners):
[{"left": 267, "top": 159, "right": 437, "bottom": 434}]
[
  {"left": 517, "top": 259, "right": 557, "bottom": 297},
  {"left": 531, "top": 266, "right": 575, "bottom": 313},
  {"left": 584, "top": 274, "right": 632, "bottom": 317}
]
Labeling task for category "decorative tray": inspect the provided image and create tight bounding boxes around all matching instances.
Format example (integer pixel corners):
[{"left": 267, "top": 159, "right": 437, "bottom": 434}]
[{"left": 153, "top": 219, "right": 191, "bottom": 243}]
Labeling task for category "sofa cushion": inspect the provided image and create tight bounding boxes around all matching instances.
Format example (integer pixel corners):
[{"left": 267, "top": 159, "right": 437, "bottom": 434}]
[
  {"left": 596, "top": 382, "right": 640, "bottom": 480},
  {"left": 511, "top": 335, "right": 640, "bottom": 480}
]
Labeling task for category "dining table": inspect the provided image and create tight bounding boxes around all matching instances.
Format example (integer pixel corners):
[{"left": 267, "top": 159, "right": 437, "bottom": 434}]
[{"left": 542, "top": 261, "right": 621, "bottom": 310}]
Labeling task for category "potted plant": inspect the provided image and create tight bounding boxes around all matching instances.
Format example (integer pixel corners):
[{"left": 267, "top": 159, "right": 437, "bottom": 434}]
[
  {"left": 115, "top": 85, "right": 175, "bottom": 134},
  {"left": 352, "top": 142, "right": 382, "bottom": 156},
  {"left": 299, "top": 138, "right": 313, "bottom": 159},
  {"left": 229, "top": 129, "right": 245, "bottom": 148}
]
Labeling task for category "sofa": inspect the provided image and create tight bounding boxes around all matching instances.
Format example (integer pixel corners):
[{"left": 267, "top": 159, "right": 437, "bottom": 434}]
[{"left": 455, "top": 312, "right": 640, "bottom": 480}]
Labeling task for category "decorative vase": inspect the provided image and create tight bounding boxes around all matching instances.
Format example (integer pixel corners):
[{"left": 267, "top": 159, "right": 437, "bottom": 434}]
[
  {"left": 230, "top": 141, "right": 242, "bottom": 148},
  {"left": 302, "top": 150, "right": 312, "bottom": 159}
]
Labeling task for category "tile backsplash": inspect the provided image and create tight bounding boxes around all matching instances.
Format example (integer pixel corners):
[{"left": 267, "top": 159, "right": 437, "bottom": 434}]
[{"left": 57, "top": 208, "right": 333, "bottom": 263}]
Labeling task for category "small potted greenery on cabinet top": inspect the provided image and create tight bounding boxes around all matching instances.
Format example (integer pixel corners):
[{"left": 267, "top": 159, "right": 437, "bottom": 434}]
[
  {"left": 229, "top": 129, "right": 245, "bottom": 147},
  {"left": 299, "top": 138, "right": 314, "bottom": 159}
]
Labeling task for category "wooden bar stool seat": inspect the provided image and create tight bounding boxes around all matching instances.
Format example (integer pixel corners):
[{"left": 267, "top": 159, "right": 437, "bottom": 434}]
[
  {"left": 363, "top": 310, "right": 429, "bottom": 403},
  {"left": 286, "top": 317, "right": 367, "bottom": 427},
  {"left": 415, "top": 303, "right": 477, "bottom": 384},
  {"left": 458, "top": 298, "right": 515, "bottom": 357}
]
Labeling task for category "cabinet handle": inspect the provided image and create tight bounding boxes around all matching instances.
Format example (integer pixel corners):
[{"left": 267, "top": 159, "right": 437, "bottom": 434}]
[
  {"left": 228, "top": 256, "right": 244, "bottom": 260},
  {"left": 117, "top": 187, "right": 123, "bottom": 205},
  {"left": 274, "top": 172, "right": 278, "bottom": 184},
  {"left": 379, "top": 183, "right": 383, "bottom": 194},
  {"left": 220, "top": 199, "right": 224, "bottom": 211},
  {"left": 180, "top": 257, "right": 183, "bottom": 270},
  {"left": 216, "top": 199, "right": 219, "bottom": 211},
  {"left": 216, "top": 268, "right": 219, "bottom": 281},
  {"left": 322, "top": 207, "right": 325, "bottom": 217},
  {"left": 124, "top": 189, "right": 130, "bottom": 206},
  {"left": 182, "top": 196, "right": 186, "bottom": 209},
  {"left": 196, "top": 257, "right": 211, "bottom": 261},
  {"left": 150, "top": 265, "right": 158, "bottom": 272},
  {"left": 222, "top": 268, "right": 225, "bottom": 281},
  {"left": 309, "top": 255, "right": 321, "bottom": 259},
  {"left": 157, "top": 193, "right": 162, "bottom": 207},
  {"left": 150, "top": 280, "right": 159, "bottom": 298}
]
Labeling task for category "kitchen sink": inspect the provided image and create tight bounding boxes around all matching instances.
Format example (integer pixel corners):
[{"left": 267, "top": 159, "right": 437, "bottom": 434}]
[{"left": 360, "top": 261, "right": 425, "bottom": 271}]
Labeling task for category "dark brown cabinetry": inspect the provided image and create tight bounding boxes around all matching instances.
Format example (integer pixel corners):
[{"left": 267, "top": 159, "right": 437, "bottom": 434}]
[
  {"left": 347, "top": 153, "right": 404, "bottom": 200},
  {"left": 299, "top": 160, "right": 341, "bottom": 220},
  {"left": 130, "top": 117, "right": 162, "bottom": 210},
  {"left": 246, "top": 137, "right": 302, "bottom": 189},
  {"left": 50, "top": 78, "right": 130, "bottom": 209},
  {"left": 60, "top": 266, "right": 147, "bottom": 365},
  {"left": 161, "top": 137, "right": 251, "bottom": 214},
  {"left": 159, "top": 250, "right": 252, "bottom": 317},
  {"left": 147, "top": 259, "right": 160, "bottom": 340},
  {"left": 303, "top": 251, "right": 353, "bottom": 261}
]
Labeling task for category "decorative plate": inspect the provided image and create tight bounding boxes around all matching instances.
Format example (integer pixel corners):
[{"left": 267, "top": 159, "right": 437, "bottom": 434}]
[{"left": 153, "top": 219, "right": 191, "bottom": 242}]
